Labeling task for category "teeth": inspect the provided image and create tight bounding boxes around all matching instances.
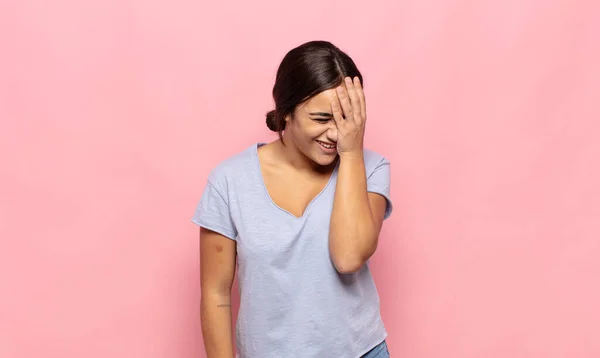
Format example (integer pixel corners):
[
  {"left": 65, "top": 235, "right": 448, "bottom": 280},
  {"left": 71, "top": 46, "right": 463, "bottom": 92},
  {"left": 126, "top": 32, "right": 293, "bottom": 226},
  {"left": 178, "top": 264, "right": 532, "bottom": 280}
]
[{"left": 318, "top": 141, "right": 335, "bottom": 149}]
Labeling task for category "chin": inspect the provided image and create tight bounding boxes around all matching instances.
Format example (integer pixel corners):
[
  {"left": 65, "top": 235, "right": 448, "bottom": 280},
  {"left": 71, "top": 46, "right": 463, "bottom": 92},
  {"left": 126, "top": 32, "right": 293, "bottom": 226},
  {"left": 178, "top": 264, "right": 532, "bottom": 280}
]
[{"left": 312, "top": 152, "right": 338, "bottom": 167}]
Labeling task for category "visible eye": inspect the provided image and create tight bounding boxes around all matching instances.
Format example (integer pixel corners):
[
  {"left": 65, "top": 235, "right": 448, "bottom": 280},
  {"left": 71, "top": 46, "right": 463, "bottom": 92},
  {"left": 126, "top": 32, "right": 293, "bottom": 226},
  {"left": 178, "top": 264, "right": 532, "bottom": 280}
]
[{"left": 312, "top": 118, "right": 330, "bottom": 123}]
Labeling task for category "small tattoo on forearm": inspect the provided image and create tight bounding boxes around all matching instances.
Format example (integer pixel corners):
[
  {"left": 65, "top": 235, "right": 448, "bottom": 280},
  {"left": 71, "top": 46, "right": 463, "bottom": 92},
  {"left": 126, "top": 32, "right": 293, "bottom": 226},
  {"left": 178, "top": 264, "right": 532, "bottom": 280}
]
[{"left": 217, "top": 304, "right": 231, "bottom": 308}]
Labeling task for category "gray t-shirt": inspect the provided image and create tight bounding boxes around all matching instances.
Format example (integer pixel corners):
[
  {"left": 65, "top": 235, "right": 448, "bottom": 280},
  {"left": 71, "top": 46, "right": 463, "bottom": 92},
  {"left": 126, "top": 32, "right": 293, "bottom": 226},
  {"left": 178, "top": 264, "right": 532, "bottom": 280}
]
[{"left": 192, "top": 143, "right": 393, "bottom": 358}]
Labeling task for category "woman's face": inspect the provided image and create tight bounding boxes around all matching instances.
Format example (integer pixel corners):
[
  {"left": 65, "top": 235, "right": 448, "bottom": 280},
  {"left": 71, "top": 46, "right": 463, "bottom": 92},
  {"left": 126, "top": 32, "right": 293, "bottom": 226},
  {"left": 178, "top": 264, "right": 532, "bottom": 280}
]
[{"left": 284, "top": 88, "right": 340, "bottom": 167}]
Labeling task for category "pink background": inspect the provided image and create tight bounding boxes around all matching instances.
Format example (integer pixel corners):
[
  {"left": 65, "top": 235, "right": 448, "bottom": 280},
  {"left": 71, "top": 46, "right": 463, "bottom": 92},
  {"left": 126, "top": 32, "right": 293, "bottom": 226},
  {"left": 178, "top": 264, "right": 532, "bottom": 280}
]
[{"left": 1, "top": 0, "right": 599, "bottom": 357}]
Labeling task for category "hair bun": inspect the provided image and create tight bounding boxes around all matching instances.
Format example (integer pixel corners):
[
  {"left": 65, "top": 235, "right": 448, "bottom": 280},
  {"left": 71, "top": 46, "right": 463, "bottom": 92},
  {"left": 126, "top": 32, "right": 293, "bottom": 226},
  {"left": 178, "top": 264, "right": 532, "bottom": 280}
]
[{"left": 265, "top": 110, "right": 277, "bottom": 132}]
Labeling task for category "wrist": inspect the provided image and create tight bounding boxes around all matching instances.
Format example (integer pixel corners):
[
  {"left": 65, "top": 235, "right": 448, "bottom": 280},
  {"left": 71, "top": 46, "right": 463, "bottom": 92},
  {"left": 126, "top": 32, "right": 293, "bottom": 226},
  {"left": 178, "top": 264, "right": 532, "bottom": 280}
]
[{"left": 338, "top": 149, "right": 364, "bottom": 161}]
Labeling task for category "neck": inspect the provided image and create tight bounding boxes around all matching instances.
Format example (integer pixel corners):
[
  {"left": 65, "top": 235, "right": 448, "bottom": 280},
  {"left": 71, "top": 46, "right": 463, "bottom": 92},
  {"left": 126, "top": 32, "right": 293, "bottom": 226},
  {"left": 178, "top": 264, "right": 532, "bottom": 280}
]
[{"left": 273, "top": 135, "right": 336, "bottom": 174}]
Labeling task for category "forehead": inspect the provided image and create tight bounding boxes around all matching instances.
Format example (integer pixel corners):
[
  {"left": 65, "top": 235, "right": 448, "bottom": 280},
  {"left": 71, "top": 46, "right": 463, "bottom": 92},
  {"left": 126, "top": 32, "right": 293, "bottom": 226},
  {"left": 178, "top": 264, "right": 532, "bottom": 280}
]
[{"left": 300, "top": 88, "right": 338, "bottom": 111}]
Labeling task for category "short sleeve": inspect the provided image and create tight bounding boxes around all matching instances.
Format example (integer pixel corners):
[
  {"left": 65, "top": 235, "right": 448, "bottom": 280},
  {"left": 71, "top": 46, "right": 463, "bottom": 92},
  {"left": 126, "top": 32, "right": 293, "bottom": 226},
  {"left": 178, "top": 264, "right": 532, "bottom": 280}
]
[
  {"left": 191, "top": 179, "right": 238, "bottom": 240},
  {"left": 367, "top": 157, "right": 393, "bottom": 220}
]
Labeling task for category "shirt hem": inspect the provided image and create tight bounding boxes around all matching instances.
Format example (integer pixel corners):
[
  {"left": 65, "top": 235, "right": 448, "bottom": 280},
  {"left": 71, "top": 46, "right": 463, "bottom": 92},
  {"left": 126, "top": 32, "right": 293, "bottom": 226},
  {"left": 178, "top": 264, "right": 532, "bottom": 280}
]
[{"left": 355, "top": 331, "right": 388, "bottom": 358}]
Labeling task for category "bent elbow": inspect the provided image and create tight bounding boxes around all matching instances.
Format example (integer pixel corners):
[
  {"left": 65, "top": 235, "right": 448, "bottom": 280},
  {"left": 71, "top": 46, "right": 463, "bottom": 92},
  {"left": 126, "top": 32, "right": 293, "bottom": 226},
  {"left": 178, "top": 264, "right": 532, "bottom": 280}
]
[{"left": 332, "top": 257, "right": 365, "bottom": 274}]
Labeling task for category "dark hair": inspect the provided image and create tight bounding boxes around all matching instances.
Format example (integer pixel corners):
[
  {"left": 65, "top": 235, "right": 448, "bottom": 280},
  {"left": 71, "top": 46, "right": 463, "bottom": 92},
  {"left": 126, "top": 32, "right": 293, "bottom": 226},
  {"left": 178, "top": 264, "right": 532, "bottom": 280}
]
[{"left": 266, "top": 40, "right": 363, "bottom": 140}]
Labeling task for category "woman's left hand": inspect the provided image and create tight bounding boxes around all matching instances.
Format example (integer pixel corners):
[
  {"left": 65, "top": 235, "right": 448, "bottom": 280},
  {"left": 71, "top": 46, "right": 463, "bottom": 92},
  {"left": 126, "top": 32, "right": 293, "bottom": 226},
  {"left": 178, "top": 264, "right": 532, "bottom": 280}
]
[{"left": 331, "top": 76, "right": 366, "bottom": 156}]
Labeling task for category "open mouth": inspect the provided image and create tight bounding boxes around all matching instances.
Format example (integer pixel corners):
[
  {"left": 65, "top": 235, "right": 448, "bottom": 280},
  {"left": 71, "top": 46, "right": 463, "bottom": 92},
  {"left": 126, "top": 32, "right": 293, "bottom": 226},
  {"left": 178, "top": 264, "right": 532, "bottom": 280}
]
[{"left": 316, "top": 140, "right": 336, "bottom": 151}]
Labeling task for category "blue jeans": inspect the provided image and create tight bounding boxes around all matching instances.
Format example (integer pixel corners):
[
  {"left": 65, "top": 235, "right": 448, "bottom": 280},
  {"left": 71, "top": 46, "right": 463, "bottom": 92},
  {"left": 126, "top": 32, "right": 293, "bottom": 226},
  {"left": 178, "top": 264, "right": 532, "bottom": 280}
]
[{"left": 361, "top": 340, "right": 390, "bottom": 358}]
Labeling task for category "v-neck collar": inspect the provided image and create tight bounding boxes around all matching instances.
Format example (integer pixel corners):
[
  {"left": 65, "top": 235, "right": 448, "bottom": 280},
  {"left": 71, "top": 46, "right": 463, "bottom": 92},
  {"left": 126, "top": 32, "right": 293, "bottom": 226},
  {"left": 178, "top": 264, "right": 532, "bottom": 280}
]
[{"left": 253, "top": 142, "right": 338, "bottom": 219}]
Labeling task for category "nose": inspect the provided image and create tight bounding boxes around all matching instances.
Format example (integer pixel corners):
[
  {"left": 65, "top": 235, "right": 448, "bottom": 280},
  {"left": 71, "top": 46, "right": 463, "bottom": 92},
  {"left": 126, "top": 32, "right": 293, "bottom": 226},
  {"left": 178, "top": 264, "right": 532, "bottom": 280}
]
[{"left": 326, "top": 121, "right": 338, "bottom": 143}]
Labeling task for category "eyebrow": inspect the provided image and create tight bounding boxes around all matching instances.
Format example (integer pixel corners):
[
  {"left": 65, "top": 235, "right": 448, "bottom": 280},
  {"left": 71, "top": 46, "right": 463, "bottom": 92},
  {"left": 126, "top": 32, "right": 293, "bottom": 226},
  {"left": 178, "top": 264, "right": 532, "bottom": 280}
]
[{"left": 308, "top": 112, "right": 333, "bottom": 117}]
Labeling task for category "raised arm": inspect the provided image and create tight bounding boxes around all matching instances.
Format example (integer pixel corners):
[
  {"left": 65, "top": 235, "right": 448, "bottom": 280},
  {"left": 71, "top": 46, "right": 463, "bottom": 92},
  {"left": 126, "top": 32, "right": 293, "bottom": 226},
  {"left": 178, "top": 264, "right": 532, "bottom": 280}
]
[{"left": 328, "top": 76, "right": 388, "bottom": 274}]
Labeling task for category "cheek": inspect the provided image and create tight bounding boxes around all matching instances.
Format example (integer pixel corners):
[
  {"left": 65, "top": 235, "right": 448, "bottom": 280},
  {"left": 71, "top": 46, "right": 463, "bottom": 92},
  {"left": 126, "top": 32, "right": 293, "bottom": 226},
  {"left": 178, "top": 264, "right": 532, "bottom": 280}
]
[
  {"left": 290, "top": 121, "right": 319, "bottom": 140},
  {"left": 303, "top": 122, "right": 325, "bottom": 138}
]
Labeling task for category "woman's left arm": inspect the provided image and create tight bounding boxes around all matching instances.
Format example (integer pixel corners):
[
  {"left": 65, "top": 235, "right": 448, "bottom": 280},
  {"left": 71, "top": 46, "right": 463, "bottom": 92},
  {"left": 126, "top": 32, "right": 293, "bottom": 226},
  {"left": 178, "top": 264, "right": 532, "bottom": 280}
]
[{"left": 328, "top": 76, "right": 388, "bottom": 274}]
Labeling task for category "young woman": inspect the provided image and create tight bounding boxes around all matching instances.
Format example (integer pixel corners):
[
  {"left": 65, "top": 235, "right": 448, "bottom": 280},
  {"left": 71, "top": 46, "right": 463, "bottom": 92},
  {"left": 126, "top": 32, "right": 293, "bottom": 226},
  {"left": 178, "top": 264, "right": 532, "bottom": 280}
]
[{"left": 192, "top": 40, "right": 393, "bottom": 358}]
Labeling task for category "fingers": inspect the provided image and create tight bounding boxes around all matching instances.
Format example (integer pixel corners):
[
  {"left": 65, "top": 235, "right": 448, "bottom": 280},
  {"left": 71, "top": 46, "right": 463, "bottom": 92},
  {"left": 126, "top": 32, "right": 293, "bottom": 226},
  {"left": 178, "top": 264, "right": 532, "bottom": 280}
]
[
  {"left": 331, "top": 97, "right": 344, "bottom": 126},
  {"left": 336, "top": 85, "right": 354, "bottom": 122},
  {"left": 344, "top": 77, "right": 361, "bottom": 118},
  {"left": 337, "top": 77, "right": 364, "bottom": 124},
  {"left": 353, "top": 76, "right": 366, "bottom": 120}
]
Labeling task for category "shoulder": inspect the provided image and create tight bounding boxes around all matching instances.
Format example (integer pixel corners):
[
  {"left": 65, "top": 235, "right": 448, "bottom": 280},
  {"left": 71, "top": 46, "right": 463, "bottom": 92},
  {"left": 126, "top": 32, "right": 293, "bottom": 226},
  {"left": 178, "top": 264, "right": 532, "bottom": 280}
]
[
  {"left": 362, "top": 148, "right": 390, "bottom": 176},
  {"left": 207, "top": 144, "right": 256, "bottom": 187}
]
